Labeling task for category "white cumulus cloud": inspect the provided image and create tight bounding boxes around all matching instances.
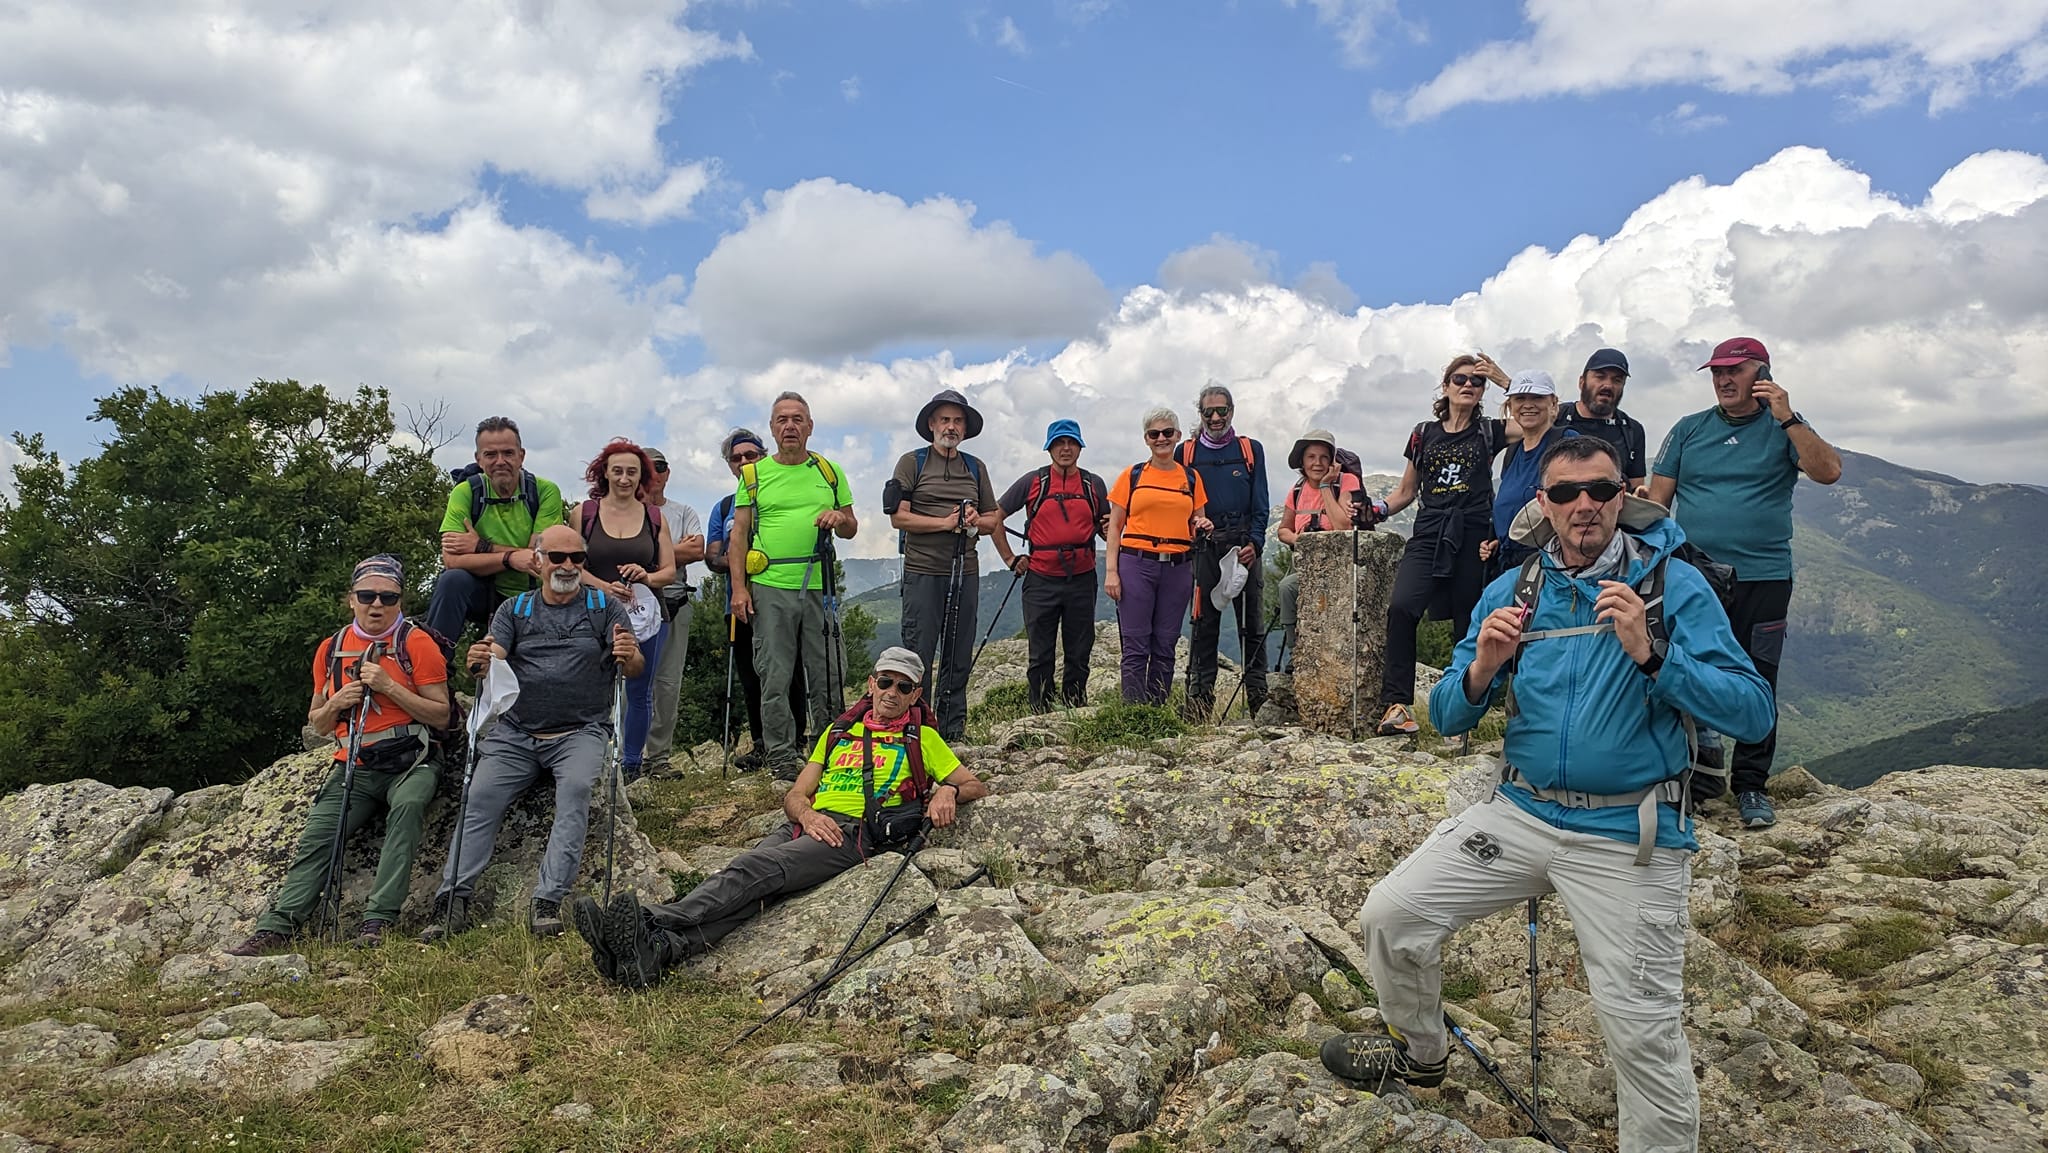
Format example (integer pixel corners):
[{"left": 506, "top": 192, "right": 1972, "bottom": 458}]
[
  {"left": 684, "top": 178, "right": 1112, "bottom": 367},
  {"left": 1382, "top": 1, "right": 2048, "bottom": 122},
  {"left": 584, "top": 162, "right": 717, "bottom": 226}
]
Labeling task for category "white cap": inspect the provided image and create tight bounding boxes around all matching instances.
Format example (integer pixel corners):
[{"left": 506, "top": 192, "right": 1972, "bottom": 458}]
[{"left": 1506, "top": 369, "right": 1557, "bottom": 397}]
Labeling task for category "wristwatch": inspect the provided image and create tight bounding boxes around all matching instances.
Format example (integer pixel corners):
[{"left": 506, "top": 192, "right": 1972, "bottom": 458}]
[
  {"left": 501, "top": 550, "right": 515, "bottom": 572},
  {"left": 1637, "top": 637, "right": 1668, "bottom": 679},
  {"left": 1780, "top": 412, "right": 1807, "bottom": 430}
]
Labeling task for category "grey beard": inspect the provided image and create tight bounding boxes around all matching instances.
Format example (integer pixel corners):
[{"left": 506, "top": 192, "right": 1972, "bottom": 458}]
[{"left": 548, "top": 570, "right": 581, "bottom": 595}]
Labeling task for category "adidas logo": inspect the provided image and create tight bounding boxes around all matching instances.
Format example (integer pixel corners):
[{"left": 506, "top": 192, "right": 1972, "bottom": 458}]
[{"left": 1722, "top": 436, "right": 1740, "bottom": 446}]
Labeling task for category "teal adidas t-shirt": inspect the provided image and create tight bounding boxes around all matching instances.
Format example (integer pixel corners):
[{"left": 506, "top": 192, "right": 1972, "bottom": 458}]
[{"left": 1652, "top": 407, "right": 1802, "bottom": 581}]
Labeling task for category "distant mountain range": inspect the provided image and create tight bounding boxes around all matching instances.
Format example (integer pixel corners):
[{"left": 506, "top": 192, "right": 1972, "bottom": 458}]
[{"left": 1804, "top": 698, "right": 2048, "bottom": 788}]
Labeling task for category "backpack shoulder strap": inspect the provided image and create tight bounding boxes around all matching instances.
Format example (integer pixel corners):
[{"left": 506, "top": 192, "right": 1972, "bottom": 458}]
[
  {"left": 580, "top": 498, "right": 600, "bottom": 540},
  {"left": 808, "top": 452, "right": 840, "bottom": 491},
  {"left": 1237, "top": 436, "right": 1255, "bottom": 471},
  {"left": 1174, "top": 441, "right": 1194, "bottom": 468},
  {"left": 519, "top": 471, "right": 541, "bottom": 521},
  {"left": 1642, "top": 556, "right": 1671, "bottom": 646},
  {"left": 961, "top": 452, "right": 982, "bottom": 484},
  {"left": 1126, "top": 462, "right": 1146, "bottom": 497},
  {"left": 323, "top": 627, "right": 352, "bottom": 693},
  {"left": 739, "top": 461, "right": 761, "bottom": 505},
  {"left": 389, "top": 619, "right": 417, "bottom": 680},
  {"left": 1023, "top": 466, "right": 1054, "bottom": 524},
  {"left": 467, "top": 475, "right": 488, "bottom": 525}
]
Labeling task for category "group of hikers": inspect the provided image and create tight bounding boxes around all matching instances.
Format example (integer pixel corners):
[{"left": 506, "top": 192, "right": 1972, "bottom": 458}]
[{"left": 226, "top": 334, "right": 1839, "bottom": 1152}]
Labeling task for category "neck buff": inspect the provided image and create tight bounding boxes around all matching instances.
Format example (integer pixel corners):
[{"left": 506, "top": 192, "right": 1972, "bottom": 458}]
[
  {"left": 349, "top": 614, "right": 405, "bottom": 645},
  {"left": 1199, "top": 425, "right": 1237, "bottom": 450}
]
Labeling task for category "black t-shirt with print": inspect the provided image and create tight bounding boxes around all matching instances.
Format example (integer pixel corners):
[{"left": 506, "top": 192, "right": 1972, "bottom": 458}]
[
  {"left": 1555, "top": 406, "right": 1648, "bottom": 481},
  {"left": 1404, "top": 419, "right": 1510, "bottom": 524}
]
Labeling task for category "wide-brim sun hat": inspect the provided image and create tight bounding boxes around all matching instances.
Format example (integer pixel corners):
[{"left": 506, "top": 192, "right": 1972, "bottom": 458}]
[
  {"left": 916, "top": 388, "right": 985, "bottom": 443},
  {"left": 1211, "top": 549, "right": 1249, "bottom": 611},
  {"left": 1287, "top": 428, "right": 1340, "bottom": 471}
]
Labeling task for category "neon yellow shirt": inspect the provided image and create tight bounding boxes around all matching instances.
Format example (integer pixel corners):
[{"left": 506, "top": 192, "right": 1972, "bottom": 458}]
[{"left": 806, "top": 720, "right": 960, "bottom": 820}]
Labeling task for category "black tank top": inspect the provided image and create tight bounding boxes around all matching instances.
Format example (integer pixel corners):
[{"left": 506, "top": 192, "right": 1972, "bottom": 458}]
[{"left": 583, "top": 502, "right": 659, "bottom": 583}]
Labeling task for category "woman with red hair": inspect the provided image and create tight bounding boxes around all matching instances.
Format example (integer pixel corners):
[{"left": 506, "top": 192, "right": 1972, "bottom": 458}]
[{"left": 580, "top": 438, "right": 677, "bottom": 781}]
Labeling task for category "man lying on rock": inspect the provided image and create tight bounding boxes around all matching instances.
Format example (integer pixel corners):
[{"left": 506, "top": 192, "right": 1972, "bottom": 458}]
[
  {"left": 425, "top": 523, "right": 644, "bottom": 943},
  {"left": 229, "top": 554, "right": 451, "bottom": 954},
  {"left": 1321, "top": 436, "right": 1772, "bottom": 1152},
  {"left": 571, "top": 646, "right": 988, "bottom": 989}
]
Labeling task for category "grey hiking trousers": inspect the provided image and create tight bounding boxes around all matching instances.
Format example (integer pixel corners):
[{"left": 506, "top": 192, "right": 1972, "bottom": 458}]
[
  {"left": 1359, "top": 789, "right": 1697, "bottom": 1153},
  {"left": 438, "top": 722, "right": 610, "bottom": 904},
  {"left": 645, "top": 816, "right": 872, "bottom": 955}
]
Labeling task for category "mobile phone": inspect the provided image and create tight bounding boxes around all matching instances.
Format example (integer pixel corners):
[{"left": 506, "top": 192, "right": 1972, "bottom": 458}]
[{"left": 1755, "top": 364, "right": 1773, "bottom": 382}]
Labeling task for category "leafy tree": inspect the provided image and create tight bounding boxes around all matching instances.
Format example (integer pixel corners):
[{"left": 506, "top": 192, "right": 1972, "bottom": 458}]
[{"left": 0, "top": 382, "right": 444, "bottom": 792}]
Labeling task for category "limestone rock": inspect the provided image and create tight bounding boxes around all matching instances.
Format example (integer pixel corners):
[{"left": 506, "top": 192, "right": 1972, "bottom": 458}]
[
  {"left": 903, "top": 1051, "right": 975, "bottom": 1093},
  {"left": 690, "top": 851, "right": 939, "bottom": 998},
  {"left": 932, "top": 1063, "right": 1103, "bottom": 1153},
  {"left": 168, "top": 1001, "right": 332, "bottom": 1045},
  {"left": 418, "top": 994, "right": 533, "bottom": 1082},
  {"left": 3, "top": 749, "right": 673, "bottom": 995},
  {"left": 0, "top": 780, "right": 174, "bottom": 965},
  {"left": 1179, "top": 1050, "right": 1494, "bottom": 1151},
  {"left": 1291, "top": 530, "right": 1403, "bottom": 736},
  {"left": 99, "top": 1036, "right": 375, "bottom": 1095},
  {"left": 1057, "top": 982, "right": 1229, "bottom": 1137},
  {"left": 0, "top": 1018, "right": 119, "bottom": 1072},
  {"left": 158, "top": 951, "right": 310, "bottom": 990},
  {"left": 1023, "top": 889, "right": 1327, "bottom": 1005},
  {"left": 550, "top": 1102, "right": 595, "bottom": 1122},
  {"left": 823, "top": 903, "right": 1070, "bottom": 1028}
]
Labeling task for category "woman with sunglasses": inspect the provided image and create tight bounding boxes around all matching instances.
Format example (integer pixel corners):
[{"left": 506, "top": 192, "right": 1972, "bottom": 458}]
[
  {"left": 579, "top": 438, "right": 677, "bottom": 782},
  {"left": 1372, "top": 353, "right": 1511, "bottom": 736},
  {"left": 1486, "top": 370, "right": 1575, "bottom": 580},
  {"left": 228, "top": 555, "right": 452, "bottom": 955},
  {"left": 1104, "top": 407, "right": 1213, "bottom": 705}
]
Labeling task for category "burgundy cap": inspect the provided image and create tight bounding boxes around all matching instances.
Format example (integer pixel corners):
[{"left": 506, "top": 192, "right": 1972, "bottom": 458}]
[{"left": 1699, "top": 336, "right": 1769, "bottom": 369}]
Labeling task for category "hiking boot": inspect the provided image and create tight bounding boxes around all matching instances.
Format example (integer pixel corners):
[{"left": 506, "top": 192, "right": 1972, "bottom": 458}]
[
  {"left": 569, "top": 896, "right": 616, "bottom": 982},
  {"left": 1736, "top": 791, "right": 1777, "bottom": 829},
  {"left": 603, "top": 891, "right": 664, "bottom": 989},
  {"left": 530, "top": 897, "right": 565, "bottom": 937},
  {"left": 734, "top": 748, "right": 764, "bottom": 772},
  {"left": 1320, "top": 1031, "right": 1448, "bottom": 1091},
  {"left": 1689, "top": 743, "right": 1728, "bottom": 806},
  {"left": 351, "top": 919, "right": 391, "bottom": 950},
  {"left": 419, "top": 893, "right": 470, "bottom": 945},
  {"left": 1247, "top": 693, "right": 1267, "bottom": 719},
  {"left": 224, "top": 930, "right": 291, "bottom": 958},
  {"left": 1378, "top": 704, "right": 1419, "bottom": 736},
  {"left": 621, "top": 761, "right": 644, "bottom": 785}
]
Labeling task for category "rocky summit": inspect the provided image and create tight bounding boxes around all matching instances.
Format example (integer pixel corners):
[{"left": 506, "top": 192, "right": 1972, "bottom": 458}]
[{"left": 0, "top": 669, "right": 2043, "bottom": 1150}]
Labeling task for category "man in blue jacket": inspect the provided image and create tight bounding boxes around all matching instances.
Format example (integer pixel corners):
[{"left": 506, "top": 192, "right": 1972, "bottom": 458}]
[
  {"left": 1178, "top": 383, "right": 1270, "bottom": 720},
  {"left": 1321, "top": 436, "right": 1772, "bottom": 1153}
]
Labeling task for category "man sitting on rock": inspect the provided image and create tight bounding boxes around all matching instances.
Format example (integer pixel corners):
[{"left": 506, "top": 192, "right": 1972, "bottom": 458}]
[
  {"left": 571, "top": 647, "right": 988, "bottom": 988},
  {"left": 229, "top": 554, "right": 451, "bottom": 954},
  {"left": 424, "top": 523, "right": 643, "bottom": 943},
  {"left": 1321, "top": 436, "right": 1773, "bottom": 1151}
]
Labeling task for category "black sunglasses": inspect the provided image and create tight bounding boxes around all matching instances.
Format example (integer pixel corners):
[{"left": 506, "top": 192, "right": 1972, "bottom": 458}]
[
  {"left": 873, "top": 674, "right": 919, "bottom": 694},
  {"left": 1144, "top": 428, "right": 1178, "bottom": 440},
  {"left": 352, "top": 590, "right": 402, "bottom": 606},
  {"left": 1543, "top": 480, "right": 1624, "bottom": 504},
  {"left": 728, "top": 450, "right": 763, "bottom": 464},
  {"left": 1449, "top": 373, "right": 1486, "bottom": 387},
  {"left": 652, "top": 461, "right": 669, "bottom": 474},
  {"left": 544, "top": 550, "right": 589, "bottom": 565},
  {"left": 1201, "top": 406, "right": 1231, "bottom": 418}
]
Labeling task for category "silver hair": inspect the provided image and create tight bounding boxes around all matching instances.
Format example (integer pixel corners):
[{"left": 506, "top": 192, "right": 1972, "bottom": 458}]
[
  {"left": 1140, "top": 406, "right": 1180, "bottom": 434},
  {"left": 770, "top": 391, "right": 810, "bottom": 414},
  {"left": 1195, "top": 382, "right": 1233, "bottom": 410},
  {"left": 719, "top": 427, "right": 763, "bottom": 458}
]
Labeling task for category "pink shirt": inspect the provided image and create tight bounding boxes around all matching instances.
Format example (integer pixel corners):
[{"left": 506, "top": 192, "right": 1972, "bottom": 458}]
[{"left": 1283, "top": 473, "right": 1361, "bottom": 533}]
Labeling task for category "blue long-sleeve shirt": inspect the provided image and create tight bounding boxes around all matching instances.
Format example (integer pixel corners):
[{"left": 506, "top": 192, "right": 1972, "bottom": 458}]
[
  {"left": 1180, "top": 436, "right": 1270, "bottom": 551},
  {"left": 1429, "top": 516, "right": 1775, "bottom": 851}
]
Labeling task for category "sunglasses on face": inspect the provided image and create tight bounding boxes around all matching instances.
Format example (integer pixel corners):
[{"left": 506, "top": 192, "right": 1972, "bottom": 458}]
[
  {"left": 872, "top": 674, "right": 918, "bottom": 694},
  {"left": 729, "top": 450, "right": 763, "bottom": 464},
  {"left": 545, "top": 550, "right": 588, "bottom": 565},
  {"left": 1449, "top": 374, "right": 1486, "bottom": 387},
  {"left": 1201, "top": 406, "right": 1231, "bottom": 418},
  {"left": 1543, "top": 480, "right": 1624, "bottom": 505},
  {"left": 652, "top": 461, "right": 669, "bottom": 474},
  {"left": 1145, "top": 428, "right": 1178, "bottom": 440},
  {"left": 352, "top": 590, "right": 402, "bottom": 606}
]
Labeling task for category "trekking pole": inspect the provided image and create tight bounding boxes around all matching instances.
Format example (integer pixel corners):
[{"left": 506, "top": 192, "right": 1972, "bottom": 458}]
[
  {"left": 1527, "top": 896, "right": 1543, "bottom": 1115},
  {"left": 320, "top": 641, "right": 382, "bottom": 944},
  {"left": 969, "top": 565, "right": 1023, "bottom": 672},
  {"left": 602, "top": 671, "right": 625, "bottom": 906},
  {"left": 817, "top": 529, "right": 844, "bottom": 711},
  {"left": 927, "top": 502, "right": 968, "bottom": 702},
  {"left": 720, "top": 606, "right": 738, "bottom": 780},
  {"left": 1219, "top": 596, "right": 1283, "bottom": 721},
  {"left": 728, "top": 863, "right": 989, "bottom": 1050},
  {"left": 443, "top": 728, "right": 482, "bottom": 944},
  {"left": 1444, "top": 1013, "right": 1565, "bottom": 1149},
  {"left": 800, "top": 819, "right": 932, "bottom": 1017}
]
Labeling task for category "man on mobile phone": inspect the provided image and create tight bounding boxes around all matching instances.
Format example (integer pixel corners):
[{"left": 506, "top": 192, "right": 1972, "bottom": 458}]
[{"left": 1646, "top": 337, "right": 1842, "bottom": 830}]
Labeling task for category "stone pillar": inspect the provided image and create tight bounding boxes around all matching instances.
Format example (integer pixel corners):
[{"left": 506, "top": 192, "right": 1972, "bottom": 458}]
[{"left": 1292, "top": 530, "right": 1405, "bottom": 736}]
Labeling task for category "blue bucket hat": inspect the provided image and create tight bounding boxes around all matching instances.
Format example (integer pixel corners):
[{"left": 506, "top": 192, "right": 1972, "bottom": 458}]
[{"left": 1043, "top": 419, "right": 1085, "bottom": 451}]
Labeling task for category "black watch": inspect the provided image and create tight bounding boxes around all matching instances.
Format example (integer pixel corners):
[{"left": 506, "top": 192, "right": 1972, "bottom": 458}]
[
  {"left": 1780, "top": 412, "right": 1807, "bottom": 430},
  {"left": 1637, "top": 637, "right": 1668, "bottom": 679}
]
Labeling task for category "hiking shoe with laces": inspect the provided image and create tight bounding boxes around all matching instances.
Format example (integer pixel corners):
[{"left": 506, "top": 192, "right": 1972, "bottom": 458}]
[
  {"left": 1378, "top": 704, "right": 1419, "bottom": 736},
  {"left": 1320, "top": 1031, "right": 1447, "bottom": 1091},
  {"left": 569, "top": 897, "right": 616, "bottom": 982},
  {"left": 351, "top": 919, "right": 391, "bottom": 950},
  {"left": 419, "top": 893, "right": 470, "bottom": 945},
  {"left": 603, "top": 891, "right": 663, "bottom": 990},
  {"left": 224, "top": 930, "right": 290, "bottom": 958},
  {"left": 530, "top": 897, "right": 565, "bottom": 937},
  {"left": 1737, "top": 791, "right": 1777, "bottom": 829}
]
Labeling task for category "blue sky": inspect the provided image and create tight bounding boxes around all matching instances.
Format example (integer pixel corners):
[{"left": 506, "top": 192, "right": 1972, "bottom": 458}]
[{"left": 4, "top": 1, "right": 2047, "bottom": 532}]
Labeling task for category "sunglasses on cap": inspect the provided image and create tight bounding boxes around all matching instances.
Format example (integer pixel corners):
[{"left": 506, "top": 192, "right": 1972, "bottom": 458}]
[
  {"left": 728, "top": 449, "right": 763, "bottom": 464},
  {"left": 1543, "top": 480, "right": 1624, "bottom": 504},
  {"left": 545, "top": 550, "right": 589, "bottom": 565},
  {"left": 872, "top": 674, "right": 919, "bottom": 693},
  {"left": 1449, "top": 373, "right": 1486, "bottom": 387},
  {"left": 1144, "top": 428, "right": 1179, "bottom": 440},
  {"left": 352, "top": 590, "right": 402, "bottom": 606}
]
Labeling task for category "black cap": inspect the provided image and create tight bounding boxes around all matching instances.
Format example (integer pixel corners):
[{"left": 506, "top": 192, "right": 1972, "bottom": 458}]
[{"left": 1583, "top": 347, "right": 1629, "bottom": 375}]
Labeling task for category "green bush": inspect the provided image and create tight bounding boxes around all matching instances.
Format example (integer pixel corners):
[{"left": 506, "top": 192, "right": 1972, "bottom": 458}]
[{"left": 1070, "top": 703, "right": 1185, "bottom": 748}]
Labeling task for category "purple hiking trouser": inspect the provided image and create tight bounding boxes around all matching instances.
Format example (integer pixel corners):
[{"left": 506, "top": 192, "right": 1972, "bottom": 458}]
[{"left": 1116, "top": 551, "right": 1194, "bottom": 704}]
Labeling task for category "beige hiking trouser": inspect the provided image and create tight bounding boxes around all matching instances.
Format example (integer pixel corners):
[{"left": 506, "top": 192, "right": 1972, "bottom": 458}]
[{"left": 1358, "top": 788, "right": 1697, "bottom": 1153}]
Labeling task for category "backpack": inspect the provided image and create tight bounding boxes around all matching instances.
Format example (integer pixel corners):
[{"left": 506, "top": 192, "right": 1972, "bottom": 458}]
[
  {"left": 451, "top": 465, "right": 542, "bottom": 526},
  {"left": 324, "top": 620, "right": 468, "bottom": 767},
  {"left": 1120, "top": 462, "right": 1199, "bottom": 551},
  {"left": 509, "top": 587, "right": 616, "bottom": 658},
  {"left": 1022, "top": 466, "right": 1109, "bottom": 550},
  {"left": 892, "top": 447, "right": 985, "bottom": 555},
  {"left": 825, "top": 696, "right": 936, "bottom": 850},
  {"left": 1175, "top": 435, "right": 1255, "bottom": 473},
  {"left": 578, "top": 499, "right": 664, "bottom": 545}
]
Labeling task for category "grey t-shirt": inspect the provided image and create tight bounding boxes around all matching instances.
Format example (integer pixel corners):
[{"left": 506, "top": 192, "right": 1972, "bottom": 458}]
[
  {"left": 892, "top": 449, "right": 998, "bottom": 577},
  {"left": 488, "top": 591, "right": 631, "bottom": 733}
]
